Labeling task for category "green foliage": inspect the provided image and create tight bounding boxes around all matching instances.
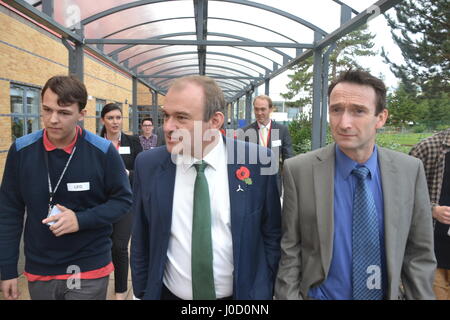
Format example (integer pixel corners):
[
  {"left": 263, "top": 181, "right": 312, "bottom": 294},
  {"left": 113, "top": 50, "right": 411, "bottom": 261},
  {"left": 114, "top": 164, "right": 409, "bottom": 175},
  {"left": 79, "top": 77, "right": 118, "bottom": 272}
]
[
  {"left": 383, "top": 0, "right": 449, "bottom": 129},
  {"left": 288, "top": 112, "right": 333, "bottom": 155},
  {"left": 386, "top": 83, "right": 427, "bottom": 126},
  {"left": 411, "top": 125, "right": 426, "bottom": 133},
  {"left": 328, "top": 25, "right": 375, "bottom": 79},
  {"left": 281, "top": 57, "right": 313, "bottom": 108},
  {"left": 282, "top": 25, "right": 376, "bottom": 110},
  {"left": 376, "top": 132, "right": 433, "bottom": 154},
  {"left": 383, "top": 0, "right": 449, "bottom": 95},
  {"left": 387, "top": 83, "right": 450, "bottom": 129},
  {"left": 288, "top": 112, "right": 312, "bottom": 155}
]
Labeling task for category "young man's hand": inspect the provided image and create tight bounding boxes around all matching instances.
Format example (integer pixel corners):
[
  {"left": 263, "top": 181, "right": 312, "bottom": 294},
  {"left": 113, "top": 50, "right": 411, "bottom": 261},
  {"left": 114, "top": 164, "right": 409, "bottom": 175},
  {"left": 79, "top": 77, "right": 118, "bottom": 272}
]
[
  {"left": 42, "top": 204, "right": 80, "bottom": 236},
  {"left": 1, "top": 278, "right": 20, "bottom": 300}
]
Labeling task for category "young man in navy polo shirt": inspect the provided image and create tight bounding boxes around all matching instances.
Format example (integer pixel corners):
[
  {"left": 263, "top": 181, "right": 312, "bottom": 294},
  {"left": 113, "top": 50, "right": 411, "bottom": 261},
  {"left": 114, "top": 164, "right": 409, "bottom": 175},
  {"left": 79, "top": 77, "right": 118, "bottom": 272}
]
[{"left": 0, "top": 75, "right": 132, "bottom": 300}]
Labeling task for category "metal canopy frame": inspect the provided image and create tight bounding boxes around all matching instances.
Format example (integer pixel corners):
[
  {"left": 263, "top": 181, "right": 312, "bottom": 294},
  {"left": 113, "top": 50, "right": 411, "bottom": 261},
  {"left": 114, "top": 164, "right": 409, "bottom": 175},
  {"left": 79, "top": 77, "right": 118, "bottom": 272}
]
[{"left": 4, "top": 0, "right": 403, "bottom": 145}]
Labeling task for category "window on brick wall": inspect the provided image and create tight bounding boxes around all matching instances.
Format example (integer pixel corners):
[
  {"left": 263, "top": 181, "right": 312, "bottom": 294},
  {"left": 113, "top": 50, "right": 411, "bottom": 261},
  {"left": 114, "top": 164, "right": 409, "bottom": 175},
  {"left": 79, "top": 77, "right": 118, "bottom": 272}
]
[
  {"left": 95, "top": 98, "right": 106, "bottom": 135},
  {"left": 10, "top": 84, "right": 41, "bottom": 141}
]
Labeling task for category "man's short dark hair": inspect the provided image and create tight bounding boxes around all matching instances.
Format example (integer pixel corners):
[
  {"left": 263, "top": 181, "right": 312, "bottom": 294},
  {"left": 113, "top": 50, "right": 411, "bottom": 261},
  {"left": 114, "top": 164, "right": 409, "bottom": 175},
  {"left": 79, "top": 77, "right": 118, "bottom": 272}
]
[
  {"left": 328, "top": 69, "right": 387, "bottom": 115},
  {"left": 141, "top": 117, "right": 153, "bottom": 125},
  {"left": 41, "top": 75, "right": 88, "bottom": 111}
]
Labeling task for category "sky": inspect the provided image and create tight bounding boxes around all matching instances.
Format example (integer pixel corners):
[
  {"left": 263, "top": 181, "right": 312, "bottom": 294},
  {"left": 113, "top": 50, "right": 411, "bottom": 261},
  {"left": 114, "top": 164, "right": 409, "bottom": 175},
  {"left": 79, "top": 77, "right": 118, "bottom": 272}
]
[{"left": 263, "top": 0, "right": 405, "bottom": 102}]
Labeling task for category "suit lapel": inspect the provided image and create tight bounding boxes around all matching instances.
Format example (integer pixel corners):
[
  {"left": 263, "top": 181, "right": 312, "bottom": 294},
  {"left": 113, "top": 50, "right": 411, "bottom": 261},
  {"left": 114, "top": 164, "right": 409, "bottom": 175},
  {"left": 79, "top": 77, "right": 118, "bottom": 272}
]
[
  {"left": 313, "top": 144, "right": 335, "bottom": 276},
  {"left": 155, "top": 153, "right": 177, "bottom": 229},
  {"left": 378, "top": 147, "right": 400, "bottom": 298},
  {"left": 252, "top": 122, "right": 261, "bottom": 146},
  {"left": 268, "top": 121, "right": 277, "bottom": 149}
]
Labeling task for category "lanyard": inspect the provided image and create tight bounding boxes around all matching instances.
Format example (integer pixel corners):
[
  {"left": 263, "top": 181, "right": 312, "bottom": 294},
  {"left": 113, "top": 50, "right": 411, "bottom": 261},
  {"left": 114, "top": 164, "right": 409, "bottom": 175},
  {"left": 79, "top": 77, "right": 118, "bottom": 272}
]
[{"left": 44, "top": 147, "right": 77, "bottom": 206}]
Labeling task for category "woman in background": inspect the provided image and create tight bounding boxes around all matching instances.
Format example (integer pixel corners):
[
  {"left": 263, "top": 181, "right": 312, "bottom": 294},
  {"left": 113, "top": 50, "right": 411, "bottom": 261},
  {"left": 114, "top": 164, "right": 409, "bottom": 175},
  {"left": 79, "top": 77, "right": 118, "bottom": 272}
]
[{"left": 100, "top": 103, "right": 142, "bottom": 300}]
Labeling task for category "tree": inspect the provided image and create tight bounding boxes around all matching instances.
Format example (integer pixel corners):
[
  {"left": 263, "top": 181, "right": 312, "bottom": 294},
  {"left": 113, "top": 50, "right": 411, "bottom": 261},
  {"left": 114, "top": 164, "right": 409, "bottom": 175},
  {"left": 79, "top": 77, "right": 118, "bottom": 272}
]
[
  {"left": 281, "top": 24, "right": 376, "bottom": 109},
  {"left": 386, "top": 83, "right": 427, "bottom": 126},
  {"left": 382, "top": 0, "right": 449, "bottom": 95},
  {"left": 288, "top": 110, "right": 333, "bottom": 156}
]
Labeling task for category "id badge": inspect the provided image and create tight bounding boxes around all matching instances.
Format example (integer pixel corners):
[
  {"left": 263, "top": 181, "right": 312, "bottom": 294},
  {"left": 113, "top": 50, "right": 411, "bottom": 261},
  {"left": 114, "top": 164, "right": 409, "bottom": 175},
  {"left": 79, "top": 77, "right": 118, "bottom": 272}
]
[
  {"left": 47, "top": 205, "right": 61, "bottom": 226},
  {"left": 119, "top": 146, "right": 131, "bottom": 154},
  {"left": 272, "top": 139, "right": 282, "bottom": 147}
]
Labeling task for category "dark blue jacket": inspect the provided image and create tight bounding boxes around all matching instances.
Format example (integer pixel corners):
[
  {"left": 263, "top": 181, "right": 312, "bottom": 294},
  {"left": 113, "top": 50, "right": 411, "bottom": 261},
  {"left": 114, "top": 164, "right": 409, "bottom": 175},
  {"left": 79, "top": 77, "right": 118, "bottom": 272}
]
[
  {"left": 130, "top": 137, "right": 281, "bottom": 299},
  {"left": 0, "top": 129, "right": 132, "bottom": 280}
]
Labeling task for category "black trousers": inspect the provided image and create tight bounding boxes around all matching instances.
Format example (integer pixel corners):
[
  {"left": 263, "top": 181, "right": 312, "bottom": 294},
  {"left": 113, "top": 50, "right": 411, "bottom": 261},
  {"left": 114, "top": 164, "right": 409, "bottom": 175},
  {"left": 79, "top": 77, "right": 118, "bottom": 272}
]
[{"left": 111, "top": 210, "right": 133, "bottom": 294}]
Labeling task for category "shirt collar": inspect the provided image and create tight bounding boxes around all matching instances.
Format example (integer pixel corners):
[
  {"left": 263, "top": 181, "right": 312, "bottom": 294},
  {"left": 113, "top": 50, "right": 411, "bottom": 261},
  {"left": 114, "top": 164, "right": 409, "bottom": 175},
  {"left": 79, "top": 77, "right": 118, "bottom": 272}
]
[
  {"left": 105, "top": 132, "right": 122, "bottom": 142},
  {"left": 335, "top": 144, "right": 378, "bottom": 180},
  {"left": 43, "top": 126, "right": 81, "bottom": 154},
  {"left": 258, "top": 120, "right": 271, "bottom": 129},
  {"left": 140, "top": 134, "right": 153, "bottom": 140},
  {"left": 176, "top": 137, "right": 225, "bottom": 173}
]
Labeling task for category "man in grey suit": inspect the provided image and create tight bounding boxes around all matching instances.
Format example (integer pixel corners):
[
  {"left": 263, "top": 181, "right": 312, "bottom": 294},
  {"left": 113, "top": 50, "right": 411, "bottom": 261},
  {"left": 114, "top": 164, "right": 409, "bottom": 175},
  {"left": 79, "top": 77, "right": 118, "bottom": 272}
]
[{"left": 275, "top": 69, "right": 436, "bottom": 300}]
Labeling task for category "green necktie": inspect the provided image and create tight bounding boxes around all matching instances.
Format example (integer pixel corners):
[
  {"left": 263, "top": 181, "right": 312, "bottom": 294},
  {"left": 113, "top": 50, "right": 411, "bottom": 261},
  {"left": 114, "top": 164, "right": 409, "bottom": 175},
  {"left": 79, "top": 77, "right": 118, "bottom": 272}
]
[{"left": 192, "top": 161, "right": 216, "bottom": 300}]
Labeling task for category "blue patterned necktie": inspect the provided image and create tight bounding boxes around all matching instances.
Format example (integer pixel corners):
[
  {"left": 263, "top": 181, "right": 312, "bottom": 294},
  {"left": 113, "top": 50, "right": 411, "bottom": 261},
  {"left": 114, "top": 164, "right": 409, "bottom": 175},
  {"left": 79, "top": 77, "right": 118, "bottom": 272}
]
[{"left": 351, "top": 166, "right": 383, "bottom": 300}]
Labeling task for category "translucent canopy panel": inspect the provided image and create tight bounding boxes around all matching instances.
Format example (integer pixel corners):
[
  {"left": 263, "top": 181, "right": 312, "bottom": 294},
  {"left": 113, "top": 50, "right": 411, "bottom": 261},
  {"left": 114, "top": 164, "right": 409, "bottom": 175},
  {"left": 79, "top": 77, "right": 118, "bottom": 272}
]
[
  {"left": 139, "top": 53, "right": 199, "bottom": 74},
  {"left": 141, "top": 57, "right": 199, "bottom": 74},
  {"left": 206, "top": 66, "right": 250, "bottom": 78},
  {"left": 19, "top": 0, "right": 386, "bottom": 99}
]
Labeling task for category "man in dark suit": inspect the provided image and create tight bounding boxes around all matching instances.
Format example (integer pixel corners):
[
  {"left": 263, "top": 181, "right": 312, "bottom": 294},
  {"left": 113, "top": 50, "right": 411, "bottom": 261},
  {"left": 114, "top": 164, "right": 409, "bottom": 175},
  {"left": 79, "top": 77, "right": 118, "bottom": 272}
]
[
  {"left": 240, "top": 95, "right": 293, "bottom": 193},
  {"left": 130, "top": 75, "right": 281, "bottom": 300}
]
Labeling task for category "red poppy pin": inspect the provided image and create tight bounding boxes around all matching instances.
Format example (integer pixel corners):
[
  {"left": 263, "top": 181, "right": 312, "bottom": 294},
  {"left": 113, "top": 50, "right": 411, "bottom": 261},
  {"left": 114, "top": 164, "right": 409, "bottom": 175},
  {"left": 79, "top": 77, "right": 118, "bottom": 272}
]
[{"left": 236, "top": 166, "right": 252, "bottom": 185}]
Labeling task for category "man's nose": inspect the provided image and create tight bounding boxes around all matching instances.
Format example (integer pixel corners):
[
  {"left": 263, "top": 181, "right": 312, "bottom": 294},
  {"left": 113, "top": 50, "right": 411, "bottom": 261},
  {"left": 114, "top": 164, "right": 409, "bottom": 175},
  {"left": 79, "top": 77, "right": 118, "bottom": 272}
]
[
  {"left": 49, "top": 111, "right": 59, "bottom": 123},
  {"left": 164, "top": 117, "right": 176, "bottom": 133},
  {"left": 339, "top": 111, "right": 353, "bottom": 129}
]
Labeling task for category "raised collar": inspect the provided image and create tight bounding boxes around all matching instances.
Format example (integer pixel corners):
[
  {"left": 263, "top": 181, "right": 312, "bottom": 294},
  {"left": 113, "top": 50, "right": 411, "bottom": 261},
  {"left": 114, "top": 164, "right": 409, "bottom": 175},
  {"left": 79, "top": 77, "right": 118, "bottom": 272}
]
[{"left": 43, "top": 125, "right": 81, "bottom": 154}]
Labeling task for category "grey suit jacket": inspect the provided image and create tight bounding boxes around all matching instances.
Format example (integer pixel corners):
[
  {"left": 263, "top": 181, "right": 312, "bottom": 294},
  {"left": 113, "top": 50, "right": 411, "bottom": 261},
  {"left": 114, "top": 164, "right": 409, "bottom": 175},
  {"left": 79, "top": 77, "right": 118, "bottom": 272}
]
[{"left": 275, "top": 143, "right": 436, "bottom": 300}]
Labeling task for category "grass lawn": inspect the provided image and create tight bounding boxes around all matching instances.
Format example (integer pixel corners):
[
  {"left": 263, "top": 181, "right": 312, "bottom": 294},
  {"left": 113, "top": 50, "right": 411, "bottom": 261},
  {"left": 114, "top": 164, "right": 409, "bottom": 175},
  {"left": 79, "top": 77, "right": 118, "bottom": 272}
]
[{"left": 376, "top": 132, "right": 434, "bottom": 154}]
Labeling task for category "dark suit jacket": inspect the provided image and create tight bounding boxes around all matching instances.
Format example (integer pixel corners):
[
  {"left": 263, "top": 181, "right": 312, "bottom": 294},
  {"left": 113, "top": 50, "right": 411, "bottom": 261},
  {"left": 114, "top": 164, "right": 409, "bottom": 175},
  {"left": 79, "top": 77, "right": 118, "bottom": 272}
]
[
  {"left": 242, "top": 120, "right": 293, "bottom": 165},
  {"left": 130, "top": 137, "right": 281, "bottom": 300},
  {"left": 118, "top": 132, "right": 142, "bottom": 186}
]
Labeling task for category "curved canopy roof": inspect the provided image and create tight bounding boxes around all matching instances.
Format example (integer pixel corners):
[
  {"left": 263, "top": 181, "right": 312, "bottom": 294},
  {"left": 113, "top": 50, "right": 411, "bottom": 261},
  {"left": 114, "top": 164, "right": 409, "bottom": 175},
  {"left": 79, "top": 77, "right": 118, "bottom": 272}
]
[{"left": 17, "top": 0, "right": 401, "bottom": 102}]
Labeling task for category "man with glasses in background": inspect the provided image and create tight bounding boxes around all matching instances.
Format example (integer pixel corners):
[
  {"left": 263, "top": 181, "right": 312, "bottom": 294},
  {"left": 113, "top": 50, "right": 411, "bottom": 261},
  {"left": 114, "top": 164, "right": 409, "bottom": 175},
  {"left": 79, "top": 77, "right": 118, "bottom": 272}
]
[{"left": 139, "top": 117, "right": 158, "bottom": 151}]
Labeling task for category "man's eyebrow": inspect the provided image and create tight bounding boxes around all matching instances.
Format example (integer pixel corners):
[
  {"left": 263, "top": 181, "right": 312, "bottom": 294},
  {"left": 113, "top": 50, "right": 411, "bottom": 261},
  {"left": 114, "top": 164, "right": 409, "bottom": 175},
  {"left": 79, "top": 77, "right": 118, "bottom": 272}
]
[
  {"left": 329, "top": 103, "right": 369, "bottom": 109},
  {"left": 42, "top": 104, "right": 73, "bottom": 109},
  {"left": 166, "top": 111, "right": 191, "bottom": 117}
]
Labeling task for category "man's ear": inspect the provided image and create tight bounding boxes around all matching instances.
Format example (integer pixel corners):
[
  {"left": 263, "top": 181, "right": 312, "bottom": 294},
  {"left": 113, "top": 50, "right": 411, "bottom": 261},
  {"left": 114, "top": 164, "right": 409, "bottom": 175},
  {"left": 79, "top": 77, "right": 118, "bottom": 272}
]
[
  {"left": 79, "top": 109, "right": 87, "bottom": 122},
  {"left": 375, "top": 108, "right": 388, "bottom": 130},
  {"left": 210, "top": 111, "right": 225, "bottom": 129}
]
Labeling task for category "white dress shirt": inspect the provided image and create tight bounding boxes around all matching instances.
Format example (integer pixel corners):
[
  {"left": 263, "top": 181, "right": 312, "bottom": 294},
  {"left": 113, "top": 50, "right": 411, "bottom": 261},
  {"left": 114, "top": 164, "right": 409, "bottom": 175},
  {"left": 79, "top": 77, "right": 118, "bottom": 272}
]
[
  {"left": 258, "top": 120, "right": 271, "bottom": 147},
  {"left": 163, "top": 138, "right": 234, "bottom": 299}
]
